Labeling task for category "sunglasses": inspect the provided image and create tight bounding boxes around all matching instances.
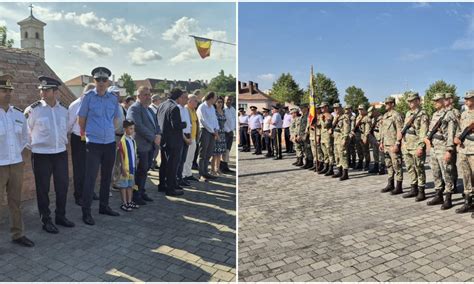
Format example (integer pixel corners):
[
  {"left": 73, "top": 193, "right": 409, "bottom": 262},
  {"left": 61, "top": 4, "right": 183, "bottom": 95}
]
[{"left": 95, "top": 78, "right": 108, "bottom": 83}]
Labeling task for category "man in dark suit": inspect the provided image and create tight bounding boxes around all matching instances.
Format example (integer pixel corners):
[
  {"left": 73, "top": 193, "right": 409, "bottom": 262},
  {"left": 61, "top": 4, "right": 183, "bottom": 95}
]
[
  {"left": 126, "top": 86, "right": 161, "bottom": 205},
  {"left": 156, "top": 88, "right": 187, "bottom": 196}
]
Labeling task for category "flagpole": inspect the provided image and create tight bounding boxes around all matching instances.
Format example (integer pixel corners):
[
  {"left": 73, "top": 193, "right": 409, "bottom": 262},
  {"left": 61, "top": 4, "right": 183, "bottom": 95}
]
[
  {"left": 189, "top": 35, "right": 236, "bottom": 46},
  {"left": 311, "top": 65, "right": 318, "bottom": 169}
]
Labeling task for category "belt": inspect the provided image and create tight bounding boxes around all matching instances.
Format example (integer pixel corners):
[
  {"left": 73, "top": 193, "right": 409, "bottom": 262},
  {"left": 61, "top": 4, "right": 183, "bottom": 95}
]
[
  {"left": 333, "top": 129, "right": 341, "bottom": 133},
  {"left": 406, "top": 129, "right": 416, "bottom": 135},
  {"left": 373, "top": 129, "right": 379, "bottom": 133},
  {"left": 432, "top": 133, "right": 444, "bottom": 140},
  {"left": 251, "top": 128, "right": 261, "bottom": 131},
  {"left": 240, "top": 124, "right": 248, "bottom": 127}
]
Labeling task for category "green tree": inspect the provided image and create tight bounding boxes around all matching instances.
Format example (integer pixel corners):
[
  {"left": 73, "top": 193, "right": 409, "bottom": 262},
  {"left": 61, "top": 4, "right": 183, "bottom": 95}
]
[
  {"left": 154, "top": 81, "right": 170, "bottom": 93},
  {"left": 344, "top": 86, "right": 369, "bottom": 109},
  {"left": 119, "top": 73, "right": 136, "bottom": 96},
  {"left": 271, "top": 73, "right": 304, "bottom": 104},
  {"left": 423, "top": 80, "right": 458, "bottom": 117},
  {"left": 302, "top": 73, "right": 339, "bottom": 106},
  {"left": 207, "top": 70, "right": 236, "bottom": 94},
  {"left": 0, "top": 26, "right": 14, "bottom": 48},
  {"left": 395, "top": 92, "right": 410, "bottom": 117}
]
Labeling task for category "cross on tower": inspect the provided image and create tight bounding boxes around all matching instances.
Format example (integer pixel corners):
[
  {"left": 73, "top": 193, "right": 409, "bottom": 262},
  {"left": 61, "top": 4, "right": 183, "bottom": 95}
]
[{"left": 29, "top": 4, "right": 34, "bottom": 16}]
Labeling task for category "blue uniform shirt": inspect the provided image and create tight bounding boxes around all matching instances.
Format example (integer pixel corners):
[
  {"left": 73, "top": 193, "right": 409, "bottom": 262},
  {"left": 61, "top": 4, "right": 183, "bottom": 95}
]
[{"left": 77, "top": 88, "right": 119, "bottom": 144}]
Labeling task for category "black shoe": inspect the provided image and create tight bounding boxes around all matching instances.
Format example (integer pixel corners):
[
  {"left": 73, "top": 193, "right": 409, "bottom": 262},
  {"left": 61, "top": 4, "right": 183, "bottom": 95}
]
[
  {"left": 175, "top": 185, "right": 184, "bottom": 190},
  {"left": 75, "top": 198, "right": 83, "bottom": 207},
  {"left": 223, "top": 167, "right": 235, "bottom": 173},
  {"left": 403, "top": 184, "right": 418, "bottom": 198},
  {"left": 42, "top": 220, "right": 59, "bottom": 234},
  {"left": 166, "top": 189, "right": 184, "bottom": 196},
  {"left": 55, "top": 216, "right": 75, "bottom": 228},
  {"left": 185, "top": 176, "right": 199, "bottom": 182},
  {"left": 179, "top": 180, "right": 191, "bottom": 187},
  {"left": 158, "top": 185, "right": 168, "bottom": 192},
  {"left": 339, "top": 169, "right": 349, "bottom": 181},
  {"left": 133, "top": 197, "right": 147, "bottom": 205},
  {"left": 204, "top": 174, "right": 217, "bottom": 180},
  {"left": 441, "top": 192, "right": 453, "bottom": 210},
  {"left": 391, "top": 181, "right": 403, "bottom": 195},
  {"left": 141, "top": 193, "right": 154, "bottom": 202},
  {"left": 427, "top": 191, "right": 444, "bottom": 206},
  {"left": 318, "top": 163, "right": 329, "bottom": 174},
  {"left": 99, "top": 206, "right": 120, "bottom": 216},
  {"left": 379, "top": 165, "right": 386, "bottom": 175},
  {"left": 324, "top": 165, "right": 334, "bottom": 176},
  {"left": 92, "top": 192, "right": 99, "bottom": 200},
  {"left": 381, "top": 178, "right": 394, "bottom": 193},
  {"left": 456, "top": 194, "right": 473, "bottom": 214},
  {"left": 12, "top": 236, "right": 35, "bottom": 247},
  {"left": 82, "top": 214, "right": 95, "bottom": 226},
  {"left": 415, "top": 186, "right": 426, "bottom": 202},
  {"left": 368, "top": 163, "right": 379, "bottom": 174},
  {"left": 332, "top": 166, "right": 342, "bottom": 178}
]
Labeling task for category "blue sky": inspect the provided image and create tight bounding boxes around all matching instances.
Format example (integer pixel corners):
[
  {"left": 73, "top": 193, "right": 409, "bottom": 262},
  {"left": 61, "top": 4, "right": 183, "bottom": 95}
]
[
  {"left": 0, "top": 2, "right": 236, "bottom": 82},
  {"left": 239, "top": 2, "right": 474, "bottom": 102}
]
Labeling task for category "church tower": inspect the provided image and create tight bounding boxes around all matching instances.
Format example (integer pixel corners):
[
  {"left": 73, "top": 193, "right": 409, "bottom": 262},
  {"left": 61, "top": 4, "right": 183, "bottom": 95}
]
[{"left": 17, "top": 5, "right": 46, "bottom": 59}]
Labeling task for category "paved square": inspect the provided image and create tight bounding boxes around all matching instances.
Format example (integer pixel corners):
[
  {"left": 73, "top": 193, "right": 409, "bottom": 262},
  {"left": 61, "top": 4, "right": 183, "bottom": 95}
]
[
  {"left": 239, "top": 151, "right": 474, "bottom": 282},
  {"left": 0, "top": 150, "right": 235, "bottom": 282}
]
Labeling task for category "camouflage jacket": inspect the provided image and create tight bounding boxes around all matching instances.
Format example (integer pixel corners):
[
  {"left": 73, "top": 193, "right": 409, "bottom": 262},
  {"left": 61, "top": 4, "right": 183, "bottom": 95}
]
[
  {"left": 457, "top": 109, "right": 474, "bottom": 155},
  {"left": 290, "top": 116, "right": 301, "bottom": 137},
  {"left": 426, "top": 109, "right": 457, "bottom": 151},
  {"left": 381, "top": 109, "right": 403, "bottom": 147},
  {"left": 402, "top": 108, "right": 429, "bottom": 150}
]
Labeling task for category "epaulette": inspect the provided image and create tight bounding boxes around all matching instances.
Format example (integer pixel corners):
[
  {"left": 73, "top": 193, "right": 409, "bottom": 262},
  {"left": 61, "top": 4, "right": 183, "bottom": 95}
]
[
  {"left": 30, "top": 101, "right": 41, "bottom": 109},
  {"left": 13, "top": 106, "right": 23, "bottom": 112},
  {"left": 59, "top": 101, "right": 69, "bottom": 109}
]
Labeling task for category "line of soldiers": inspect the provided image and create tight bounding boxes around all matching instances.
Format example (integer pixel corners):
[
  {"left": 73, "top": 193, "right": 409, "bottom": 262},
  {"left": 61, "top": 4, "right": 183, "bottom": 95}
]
[{"left": 286, "top": 90, "right": 474, "bottom": 216}]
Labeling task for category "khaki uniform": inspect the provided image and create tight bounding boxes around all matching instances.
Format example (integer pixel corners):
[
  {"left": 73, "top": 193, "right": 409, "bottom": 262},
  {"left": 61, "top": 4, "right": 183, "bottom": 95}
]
[
  {"left": 446, "top": 106, "right": 461, "bottom": 189},
  {"left": 457, "top": 109, "right": 474, "bottom": 194},
  {"left": 428, "top": 109, "right": 457, "bottom": 193},
  {"left": 334, "top": 112, "right": 351, "bottom": 169},
  {"left": 348, "top": 114, "right": 357, "bottom": 166},
  {"left": 368, "top": 115, "right": 383, "bottom": 165},
  {"left": 381, "top": 109, "right": 404, "bottom": 182},
  {"left": 290, "top": 116, "right": 303, "bottom": 158},
  {"left": 299, "top": 113, "right": 313, "bottom": 161},
  {"left": 359, "top": 115, "right": 371, "bottom": 165},
  {"left": 321, "top": 113, "right": 334, "bottom": 165},
  {"left": 402, "top": 108, "right": 429, "bottom": 187}
]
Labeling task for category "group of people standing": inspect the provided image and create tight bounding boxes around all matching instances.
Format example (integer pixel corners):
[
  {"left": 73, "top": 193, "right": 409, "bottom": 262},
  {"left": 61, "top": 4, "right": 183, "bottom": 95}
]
[
  {"left": 0, "top": 68, "right": 236, "bottom": 248},
  {"left": 239, "top": 90, "right": 474, "bottom": 217}
]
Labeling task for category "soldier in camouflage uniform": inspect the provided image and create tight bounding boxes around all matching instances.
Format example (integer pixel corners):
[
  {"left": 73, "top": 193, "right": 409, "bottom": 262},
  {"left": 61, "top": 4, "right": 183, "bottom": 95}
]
[
  {"left": 318, "top": 102, "right": 335, "bottom": 176},
  {"left": 367, "top": 106, "right": 385, "bottom": 174},
  {"left": 426, "top": 93, "right": 458, "bottom": 210},
  {"left": 352, "top": 106, "right": 365, "bottom": 170},
  {"left": 400, "top": 92, "right": 429, "bottom": 201},
  {"left": 347, "top": 106, "right": 357, "bottom": 168},
  {"left": 290, "top": 108, "right": 303, "bottom": 166},
  {"left": 380, "top": 96, "right": 404, "bottom": 194},
  {"left": 308, "top": 106, "right": 319, "bottom": 171},
  {"left": 316, "top": 106, "right": 326, "bottom": 171},
  {"left": 332, "top": 103, "right": 351, "bottom": 180},
  {"left": 358, "top": 105, "right": 371, "bottom": 171},
  {"left": 454, "top": 90, "right": 474, "bottom": 215},
  {"left": 445, "top": 92, "right": 461, "bottom": 192},
  {"left": 298, "top": 104, "right": 313, "bottom": 169}
]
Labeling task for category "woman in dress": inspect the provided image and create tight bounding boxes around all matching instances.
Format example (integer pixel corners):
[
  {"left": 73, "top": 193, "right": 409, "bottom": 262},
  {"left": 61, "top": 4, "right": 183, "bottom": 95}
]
[{"left": 211, "top": 96, "right": 227, "bottom": 176}]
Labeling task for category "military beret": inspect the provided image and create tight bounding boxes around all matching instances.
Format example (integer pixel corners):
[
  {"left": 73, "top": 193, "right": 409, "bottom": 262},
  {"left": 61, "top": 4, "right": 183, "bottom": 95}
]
[
  {"left": 262, "top": 107, "right": 270, "bottom": 112},
  {"left": 0, "top": 74, "right": 14, "bottom": 90},
  {"left": 249, "top": 106, "right": 257, "bottom": 110},
  {"left": 271, "top": 105, "right": 279, "bottom": 110},
  {"left": 407, "top": 92, "right": 420, "bottom": 102},
  {"left": 432, "top": 93, "right": 445, "bottom": 101},
  {"left": 290, "top": 108, "right": 299, "bottom": 113},
  {"left": 445, "top": 93, "right": 454, "bottom": 99},
  {"left": 91, "top": 66, "right": 112, "bottom": 79},
  {"left": 333, "top": 103, "right": 341, "bottom": 108},
  {"left": 358, "top": 104, "right": 365, "bottom": 110},
  {"left": 38, "top": 76, "right": 61, "bottom": 90},
  {"left": 464, "top": 90, "right": 474, "bottom": 99},
  {"left": 320, "top": 102, "right": 329, "bottom": 107},
  {"left": 384, "top": 97, "right": 396, "bottom": 103}
]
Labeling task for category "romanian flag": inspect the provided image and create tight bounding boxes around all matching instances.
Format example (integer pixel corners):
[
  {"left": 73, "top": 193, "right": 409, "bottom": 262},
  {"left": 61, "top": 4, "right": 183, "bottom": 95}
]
[
  {"left": 194, "top": 36, "right": 212, "bottom": 59},
  {"left": 308, "top": 65, "right": 316, "bottom": 125}
]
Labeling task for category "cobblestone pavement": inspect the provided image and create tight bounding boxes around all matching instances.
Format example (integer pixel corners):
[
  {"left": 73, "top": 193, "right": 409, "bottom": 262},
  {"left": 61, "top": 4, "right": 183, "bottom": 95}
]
[
  {"left": 239, "top": 150, "right": 474, "bottom": 282},
  {"left": 0, "top": 147, "right": 235, "bottom": 282}
]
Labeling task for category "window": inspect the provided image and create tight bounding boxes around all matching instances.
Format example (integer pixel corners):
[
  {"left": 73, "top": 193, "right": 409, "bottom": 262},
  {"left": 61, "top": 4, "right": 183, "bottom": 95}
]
[
  {"left": 238, "top": 103, "right": 248, "bottom": 110},
  {"left": 35, "top": 32, "right": 39, "bottom": 39},
  {"left": 24, "top": 32, "right": 28, "bottom": 38}
]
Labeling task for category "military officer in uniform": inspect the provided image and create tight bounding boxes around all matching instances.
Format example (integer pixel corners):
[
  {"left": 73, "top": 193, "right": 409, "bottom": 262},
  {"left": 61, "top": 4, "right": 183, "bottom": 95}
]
[
  {"left": 318, "top": 102, "right": 334, "bottom": 175},
  {"left": 270, "top": 105, "right": 283, "bottom": 160},
  {"left": 299, "top": 104, "right": 313, "bottom": 169},
  {"left": 425, "top": 93, "right": 458, "bottom": 210},
  {"left": 290, "top": 108, "right": 303, "bottom": 166},
  {"left": 358, "top": 105, "right": 371, "bottom": 171},
  {"left": 380, "top": 97, "right": 404, "bottom": 194},
  {"left": 26, "top": 76, "right": 75, "bottom": 233},
  {"left": 401, "top": 92, "right": 429, "bottom": 201},
  {"left": 262, "top": 108, "right": 273, "bottom": 157},
  {"left": 332, "top": 103, "right": 350, "bottom": 180},
  {"left": 445, "top": 92, "right": 461, "bottom": 192},
  {"left": 367, "top": 107, "right": 385, "bottom": 174},
  {"left": 248, "top": 106, "right": 263, "bottom": 155},
  {"left": 0, "top": 74, "right": 35, "bottom": 247},
  {"left": 454, "top": 90, "right": 474, "bottom": 214},
  {"left": 346, "top": 105, "right": 357, "bottom": 168},
  {"left": 308, "top": 105, "right": 321, "bottom": 171},
  {"left": 239, "top": 108, "right": 251, "bottom": 152}
]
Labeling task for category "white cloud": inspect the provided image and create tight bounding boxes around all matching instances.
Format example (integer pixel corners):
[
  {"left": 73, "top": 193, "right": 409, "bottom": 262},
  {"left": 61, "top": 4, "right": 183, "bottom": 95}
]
[
  {"left": 164, "top": 16, "right": 234, "bottom": 64},
  {"left": 399, "top": 48, "right": 440, "bottom": 61},
  {"left": 78, "top": 42, "right": 113, "bottom": 57},
  {"left": 129, "top": 47, "right": 162, "bottom": 66},
  {"left": 257, "top": 73, "right": 276, "bottom": 81},
  {"left": 412, "top": 2, "right": 431, "bottom": 8},
  {"left": 451, "top": 14, "right": 474, "bottom": 50},
  {"left": 54, "top": 44, "right": 64, "bottom": 49},
  {"left": 33, "top": 5, "right": 64, "bottom": 21}
]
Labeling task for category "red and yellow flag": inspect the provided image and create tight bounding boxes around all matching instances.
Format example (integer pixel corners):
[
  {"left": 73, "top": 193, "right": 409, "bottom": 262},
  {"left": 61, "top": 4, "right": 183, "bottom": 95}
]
[
  {"left": 194, "top": 37, "right": 212, "bottom": 59},
  {"left": 308, "top": 65, "right": 316, "bottom": 125}
]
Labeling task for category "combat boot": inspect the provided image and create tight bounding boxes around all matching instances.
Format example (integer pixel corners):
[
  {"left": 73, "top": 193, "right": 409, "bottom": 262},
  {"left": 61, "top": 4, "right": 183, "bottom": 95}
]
[
  {"left": 292, "top": 158, "right": 299, "bottom": 166},
  {"left": 368, "top": 163, "right": 379, "bottom": 174},
  {"left": 379, "top": 164, "right": 386, "bottom": 175},
  {"left": 455, "top": 194, "right": 472, "bottom": 214},
  {"left": 381, "top": 178, "right": 394, "bottom": 193},
  {"left": 339, "top": 169, "right": 349, "bottom": 181},
  {"left": 364, "top": 161, "right": 370, "bottom": 171},
  {"left": 403, "top": 184, "right": 418, "bottom": 198},
  {"left": 301, "top": 159, "right": 313, "bottom": 169},
  {"left": 317, "top": 161, "right": 324, "bottom": 172},
  {"left": 427, "top": 190, "right": 444, "bottom": 206},
  {"left": 332, "top": 166, "right": 342, "bottom": 178},
  {"left": 441, "top": 192, "right": 453, "bottom": 210},
  {"left": 295, "top": 157, "right": 304, "bottom": 167},
  {"left": 308, "top": 161, "right": 317, "bottom": 171},
  {"left": 324, "top": 165, "right": 334, "bottom": 176},
  {"left": 356, "top": 160, "right": 363, "bottom": 170},
  {"left": 391, "top": 180, "right": 403, "bottom": 195},
  {"left": 318, "top": 163, "right": 329, "bottom": 174},
  {"left": 415, "top": 186, "right": 426, "bottom": 202}
]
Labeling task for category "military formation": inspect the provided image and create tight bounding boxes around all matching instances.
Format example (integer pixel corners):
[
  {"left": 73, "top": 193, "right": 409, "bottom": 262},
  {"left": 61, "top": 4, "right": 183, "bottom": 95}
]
[{"left": 240, "top": 90, "right": 474, "bottom": 217}]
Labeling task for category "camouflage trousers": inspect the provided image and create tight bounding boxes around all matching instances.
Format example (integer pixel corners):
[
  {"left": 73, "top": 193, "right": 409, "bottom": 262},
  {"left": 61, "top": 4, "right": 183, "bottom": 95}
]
[
  {"left": 321, "top": 137, "right": 335, "bottom": 166},
  {"left": 384, "top": 147, "right": 403, "bottom": 182},
  {"left": 355, "top": 133, "right": 364, "bottom": 162},
  {"left": 403, "top": 148, "right": 426, "bottom": 187},
  {"left": 431, "top": 147, "right": 455, "bottom": 193},
  {"left": 295, "top": 140, "right": 304, "bottom": 158},
  {"left": 348, "top": 136, "right": 356, "bottom": 165},
  {"left": 303, "top": 137, "right": 313, "bottom": 161},
  {"left": 310, "top": 137, "right": 323, "bottom": 163},
  {"left": 335, "top": 134, "right": 349, "bottom": 169},
  {"left": 368, "top": 135, "right": 380, "bottom": 164},
  {"left": 459, "top": 153, "right": 474, "bottom": 195}
]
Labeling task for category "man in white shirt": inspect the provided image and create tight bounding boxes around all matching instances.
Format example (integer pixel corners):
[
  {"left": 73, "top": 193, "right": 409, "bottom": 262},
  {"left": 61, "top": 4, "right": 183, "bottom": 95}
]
[
  {"left": 196, "top": 92, "right": 219, "bottom": 181},
  {"left": 271, "top": 105, "right": 284, "bottom": 159},
  {"left": 25, "top": 76, "right": 75, "bottom": 234},
  {"left": 248, "top": 106, "right": 263, "bottom": 155},
  {"left": 239, "top": 108, "right": 250, "bottom": 152},
  {"left": 262, "top": 108, "right": 274, "bottom": 157},
  {"left": 177, "top": 92, "right": 192, "bottom": 186},
  {"left": 0, "top": 75, "right": 35, "bottom": 247},
  {"left": 222, "top": 96, "right": 236, "bottom": 173},
  {"left": 282, "top": 106, "right": 294, "bottom": 153}
]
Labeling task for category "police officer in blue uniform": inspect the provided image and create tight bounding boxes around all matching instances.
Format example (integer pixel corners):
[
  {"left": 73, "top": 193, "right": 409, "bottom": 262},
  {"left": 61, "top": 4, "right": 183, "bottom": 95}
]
[
  {"left": 78, "top": 67, "right": 120, "bottom": 225},
  {"left": 26, "top": 76, "right": 75, "bottom": 234}
]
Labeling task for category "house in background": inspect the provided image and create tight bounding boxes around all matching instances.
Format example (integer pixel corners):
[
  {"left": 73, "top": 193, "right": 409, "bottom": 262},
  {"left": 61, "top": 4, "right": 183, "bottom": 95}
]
[{"left": 238, "top": 81, "right": 278, "bottom": 112}]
